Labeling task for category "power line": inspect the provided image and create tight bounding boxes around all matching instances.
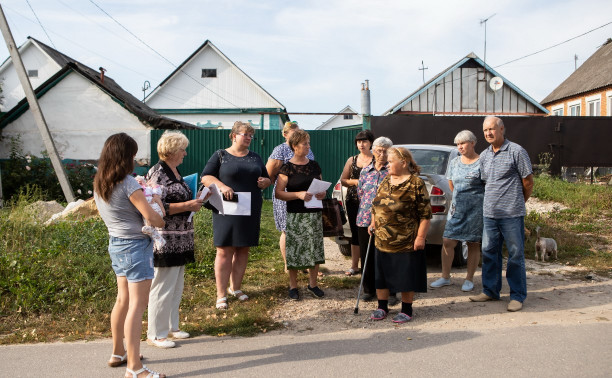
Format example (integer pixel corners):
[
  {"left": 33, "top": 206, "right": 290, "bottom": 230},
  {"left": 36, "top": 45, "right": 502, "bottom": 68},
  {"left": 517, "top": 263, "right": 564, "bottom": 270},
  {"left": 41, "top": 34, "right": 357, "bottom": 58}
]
[
  {"left": 495, "top": 20, "right": 612, "bottom": 68},
  {"left": 25, "top": 0, "right": 55, "bottom": 48}
]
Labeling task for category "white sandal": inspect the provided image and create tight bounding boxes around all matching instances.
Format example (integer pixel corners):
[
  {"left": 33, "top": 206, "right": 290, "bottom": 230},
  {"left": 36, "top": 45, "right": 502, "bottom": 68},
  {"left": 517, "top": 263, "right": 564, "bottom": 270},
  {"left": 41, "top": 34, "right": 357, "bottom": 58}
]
[
  {"left": 228, "top": 288, "right": 249, "bottom": 301},
  {"left": 216, "top": 297, "right": 228, "bottom": 310},
  {"left": 125, "top": 365, "right": 164, "bottom": 378},
  {"left": 109, "top": 352, "right": 143, "bottom": 367}
]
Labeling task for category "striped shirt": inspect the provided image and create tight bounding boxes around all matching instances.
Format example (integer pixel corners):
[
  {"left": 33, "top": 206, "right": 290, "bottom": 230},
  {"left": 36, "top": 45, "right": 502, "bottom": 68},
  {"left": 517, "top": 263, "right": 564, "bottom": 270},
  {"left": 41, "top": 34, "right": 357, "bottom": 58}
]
[{"left": 480, "top": 139, "right": 532, "bottom": 219}]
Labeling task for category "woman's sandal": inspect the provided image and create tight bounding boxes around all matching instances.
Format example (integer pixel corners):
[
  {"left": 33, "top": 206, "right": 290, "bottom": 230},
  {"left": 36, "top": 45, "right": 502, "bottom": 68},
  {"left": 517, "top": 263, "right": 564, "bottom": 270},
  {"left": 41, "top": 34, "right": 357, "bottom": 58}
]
[
  {"left": 108, "top": 353, "right": 143, "bottom": 367},
  {"left": 228, "top": 288, "right": 249, "bottom": 301},
  {"left": 215, "top": 297, "right": 228, "bottom": 310},
  {"left": 345, "top": 268, "right": 359, "bottom": 276},
  {"left": 125, "top": 365, "right": 164, "bottom": 378}
]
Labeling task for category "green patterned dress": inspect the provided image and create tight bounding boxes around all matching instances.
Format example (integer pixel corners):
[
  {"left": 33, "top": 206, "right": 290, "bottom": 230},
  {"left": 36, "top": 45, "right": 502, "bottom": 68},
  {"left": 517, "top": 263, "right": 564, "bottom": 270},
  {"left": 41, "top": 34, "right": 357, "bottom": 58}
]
[{"left": 278, "top": 160, "right": 325, "bottom": 270}]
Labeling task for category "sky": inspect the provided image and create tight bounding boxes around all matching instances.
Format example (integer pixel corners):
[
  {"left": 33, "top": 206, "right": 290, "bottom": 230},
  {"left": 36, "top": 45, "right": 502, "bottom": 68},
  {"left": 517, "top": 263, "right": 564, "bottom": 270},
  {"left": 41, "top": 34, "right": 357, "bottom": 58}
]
[{"left": 0, "top": 0, "right": 611, "bottom": 129}]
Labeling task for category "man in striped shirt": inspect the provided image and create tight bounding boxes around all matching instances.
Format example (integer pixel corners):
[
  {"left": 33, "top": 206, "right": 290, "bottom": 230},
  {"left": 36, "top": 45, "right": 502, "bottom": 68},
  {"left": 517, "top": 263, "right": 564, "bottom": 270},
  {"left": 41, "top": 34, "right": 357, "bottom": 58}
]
[{"left": 469, "top": 116, "right": 534, "bottom": 312}]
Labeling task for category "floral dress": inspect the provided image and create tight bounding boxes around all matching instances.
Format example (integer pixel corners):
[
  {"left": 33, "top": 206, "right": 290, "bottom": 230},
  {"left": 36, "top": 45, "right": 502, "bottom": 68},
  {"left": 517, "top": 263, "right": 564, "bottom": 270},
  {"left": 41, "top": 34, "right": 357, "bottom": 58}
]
[
  {"left": 442, "top": 156, "right": 485, "bottom": 242},
  {"left": 146, "top": 161, "right": 195, "bottom": 267}
]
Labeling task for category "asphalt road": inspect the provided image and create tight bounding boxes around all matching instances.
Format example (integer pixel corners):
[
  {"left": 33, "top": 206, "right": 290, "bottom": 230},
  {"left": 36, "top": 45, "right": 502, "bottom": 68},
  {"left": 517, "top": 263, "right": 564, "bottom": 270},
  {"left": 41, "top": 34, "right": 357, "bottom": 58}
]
[{"left": 1, "top": 322, "right": 610, "bottom": 377}]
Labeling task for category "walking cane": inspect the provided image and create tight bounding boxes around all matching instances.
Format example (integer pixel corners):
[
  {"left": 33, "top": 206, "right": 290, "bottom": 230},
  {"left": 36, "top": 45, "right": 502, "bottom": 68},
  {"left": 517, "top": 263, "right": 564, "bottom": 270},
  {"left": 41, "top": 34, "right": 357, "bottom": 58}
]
[{"left": 354, "top": 233, "right": 373, "bottom": 315}]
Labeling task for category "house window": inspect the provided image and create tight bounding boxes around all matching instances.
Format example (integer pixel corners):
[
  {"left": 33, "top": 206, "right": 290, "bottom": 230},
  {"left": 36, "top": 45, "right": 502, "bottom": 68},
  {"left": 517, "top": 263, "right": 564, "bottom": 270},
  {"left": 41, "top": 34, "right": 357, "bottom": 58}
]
[
  {"left": 608, "top": 95, "right": 612, "bottom": 116},
  {"left": 201, "top": 69, "right": 217, "bottom": 78},
  {"left": 552, "top": 108, "right": 563, "bottom": 116},
  {"left": 343, "top": 114, "right": 354, "bottom": 120},
  {"left": 27, "top": 69, "right": 38, "bottom": 78},
  {"left": 569, "top": 104, "right": 580, "bottom": 116},
  {"left": 587, "top": 99, "right": 600, "bottom": 116}
]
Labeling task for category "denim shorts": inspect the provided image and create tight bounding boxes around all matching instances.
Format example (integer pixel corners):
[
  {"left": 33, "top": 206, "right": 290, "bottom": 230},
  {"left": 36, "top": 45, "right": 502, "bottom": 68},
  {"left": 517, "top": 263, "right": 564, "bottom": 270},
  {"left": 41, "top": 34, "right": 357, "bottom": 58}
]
[{"left": 108, "top": 236, "right": 154, "bottom": 283}]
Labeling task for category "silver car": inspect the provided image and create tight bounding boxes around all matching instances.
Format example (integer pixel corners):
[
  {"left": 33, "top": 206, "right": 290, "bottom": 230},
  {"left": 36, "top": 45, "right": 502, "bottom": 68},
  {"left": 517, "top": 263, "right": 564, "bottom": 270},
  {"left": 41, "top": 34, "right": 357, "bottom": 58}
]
[{"left": 332, "top": 144, "right": 465, "bottom": 265}]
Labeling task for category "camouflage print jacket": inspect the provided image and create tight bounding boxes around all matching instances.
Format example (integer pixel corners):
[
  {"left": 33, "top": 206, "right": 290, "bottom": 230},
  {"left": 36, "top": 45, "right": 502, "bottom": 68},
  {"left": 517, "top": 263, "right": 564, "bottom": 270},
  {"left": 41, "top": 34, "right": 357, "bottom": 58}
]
[{"left": 371, "top": 175, "right": 432, "bottom": 253}]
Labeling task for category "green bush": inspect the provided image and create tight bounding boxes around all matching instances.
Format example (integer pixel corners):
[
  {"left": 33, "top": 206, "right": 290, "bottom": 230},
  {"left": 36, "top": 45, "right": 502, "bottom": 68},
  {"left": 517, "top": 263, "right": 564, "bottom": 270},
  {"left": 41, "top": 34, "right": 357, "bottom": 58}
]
[{"left": 0, "top": 136, "right": 96, "bottom": 203}]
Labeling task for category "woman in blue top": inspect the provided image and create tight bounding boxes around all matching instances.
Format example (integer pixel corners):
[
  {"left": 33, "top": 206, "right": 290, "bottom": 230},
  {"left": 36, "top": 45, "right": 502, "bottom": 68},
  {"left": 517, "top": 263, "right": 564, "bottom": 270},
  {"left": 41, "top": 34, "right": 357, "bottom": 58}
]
[
  {"left": 94, "top": 133, "right": 166, "bottom": 378},
  {"left": 430, "top": 130, "right": 485, "bottom": 292}
]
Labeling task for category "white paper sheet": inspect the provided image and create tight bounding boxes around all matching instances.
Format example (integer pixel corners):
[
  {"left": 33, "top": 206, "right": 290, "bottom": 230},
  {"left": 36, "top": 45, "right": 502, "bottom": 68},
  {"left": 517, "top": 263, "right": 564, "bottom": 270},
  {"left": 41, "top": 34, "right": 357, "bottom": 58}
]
[
  {"left": 187, "top": 186, "right": 210, "bottom": 223},
  {"left": 207, "top": 184, "right": 225, "bottom": 215},
  {"left": 222, "top": 192, "right": 251, "bottom": 216},
  {"left": 304, "top": 179, "right": 332, "bottom": 209}
]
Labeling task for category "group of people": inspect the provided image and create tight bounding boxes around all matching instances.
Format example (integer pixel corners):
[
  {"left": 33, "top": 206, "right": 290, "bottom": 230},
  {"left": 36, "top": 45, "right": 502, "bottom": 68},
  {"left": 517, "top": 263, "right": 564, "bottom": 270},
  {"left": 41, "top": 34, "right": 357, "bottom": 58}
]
[{"left": 93, "top": 116, "right": 532, "bottom": 377}]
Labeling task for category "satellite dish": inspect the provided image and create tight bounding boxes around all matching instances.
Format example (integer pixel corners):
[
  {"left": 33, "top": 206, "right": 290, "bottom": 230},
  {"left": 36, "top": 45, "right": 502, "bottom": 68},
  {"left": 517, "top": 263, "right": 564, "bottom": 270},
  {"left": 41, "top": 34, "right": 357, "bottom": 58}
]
[{"left": 490, "top": 76, "right": 504, "bottom": 91}]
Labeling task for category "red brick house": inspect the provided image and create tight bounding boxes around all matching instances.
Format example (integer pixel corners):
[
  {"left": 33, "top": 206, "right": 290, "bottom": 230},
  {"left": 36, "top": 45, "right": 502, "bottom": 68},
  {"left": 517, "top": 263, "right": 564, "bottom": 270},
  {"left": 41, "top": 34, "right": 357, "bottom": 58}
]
[{"left": 541, "top": 38, "right": 612, "bottom": 117}]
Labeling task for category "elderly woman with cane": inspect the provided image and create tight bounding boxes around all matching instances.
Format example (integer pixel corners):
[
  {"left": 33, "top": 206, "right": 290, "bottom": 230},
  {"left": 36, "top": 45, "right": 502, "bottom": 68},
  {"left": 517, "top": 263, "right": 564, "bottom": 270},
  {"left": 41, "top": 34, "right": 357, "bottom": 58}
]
[
  {"left": 430, "top": 130, "right": 485, "bottom": 292},
  {"left": 355, "top": 137, "right": 393, "bottom": 302},
  {"left": 369, "top": 146, "right": 432, "bottom": 323}
]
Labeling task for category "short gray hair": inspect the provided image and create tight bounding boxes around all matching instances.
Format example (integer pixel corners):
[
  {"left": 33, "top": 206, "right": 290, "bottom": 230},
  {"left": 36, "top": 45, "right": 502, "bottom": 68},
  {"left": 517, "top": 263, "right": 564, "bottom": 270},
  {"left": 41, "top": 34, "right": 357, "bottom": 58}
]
[
  {"left": 454, "top": 130, "right": 477, "bottom": 144},
  {"left": 484, "top": 116, "right": 505, "bottom": 131},
  {"left": 372, "top": 136, "right": 393, "bottom": 148}
]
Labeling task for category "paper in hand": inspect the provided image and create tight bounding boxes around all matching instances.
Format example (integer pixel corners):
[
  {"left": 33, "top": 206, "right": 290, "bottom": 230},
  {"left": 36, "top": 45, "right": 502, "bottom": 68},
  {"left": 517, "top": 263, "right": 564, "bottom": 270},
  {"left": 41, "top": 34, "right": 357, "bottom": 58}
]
[
  {"left": 304, "top": 178, "right": 332, "bottom": 208},
  {"left": 187, "top": 186, "right": 210, "bottom": 223}
]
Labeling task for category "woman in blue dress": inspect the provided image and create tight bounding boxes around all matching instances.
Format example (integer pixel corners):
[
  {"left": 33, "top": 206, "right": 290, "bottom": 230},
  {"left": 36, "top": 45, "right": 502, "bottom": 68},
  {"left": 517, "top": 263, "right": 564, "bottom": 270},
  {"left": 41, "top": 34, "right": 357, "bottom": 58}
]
[
  {"left": 202, "top": 122, "right": 271, "bottom": 310},
  {"left": 430, "top": 130, "right": 485, "bottom": 292}
]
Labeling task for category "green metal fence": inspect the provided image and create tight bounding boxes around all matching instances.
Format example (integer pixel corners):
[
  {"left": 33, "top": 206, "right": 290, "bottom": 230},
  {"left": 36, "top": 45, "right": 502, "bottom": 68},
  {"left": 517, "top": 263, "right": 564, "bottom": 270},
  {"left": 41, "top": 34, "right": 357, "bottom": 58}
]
[{"left": 150, "top": 129, "right": 361, "bottom": 199}]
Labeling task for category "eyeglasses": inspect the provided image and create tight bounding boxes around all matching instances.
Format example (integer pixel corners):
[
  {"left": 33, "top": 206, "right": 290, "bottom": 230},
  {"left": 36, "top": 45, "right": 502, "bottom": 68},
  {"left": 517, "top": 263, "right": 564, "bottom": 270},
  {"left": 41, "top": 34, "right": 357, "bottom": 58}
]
[{"left": 236, "top": 133, "right": 253, "bottom": 138}]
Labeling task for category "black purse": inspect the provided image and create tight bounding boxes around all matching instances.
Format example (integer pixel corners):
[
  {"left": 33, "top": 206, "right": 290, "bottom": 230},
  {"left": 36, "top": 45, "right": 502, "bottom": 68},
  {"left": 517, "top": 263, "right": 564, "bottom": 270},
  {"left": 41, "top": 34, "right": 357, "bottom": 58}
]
[{"left": 321, "top": 198, "right": 345, "bottom": 237}]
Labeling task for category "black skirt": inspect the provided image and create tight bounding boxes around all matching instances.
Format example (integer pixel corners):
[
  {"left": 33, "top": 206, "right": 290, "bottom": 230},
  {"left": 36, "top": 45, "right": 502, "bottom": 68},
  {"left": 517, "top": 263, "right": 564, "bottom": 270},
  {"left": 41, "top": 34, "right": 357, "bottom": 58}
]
[{"left": 374, "top": 248, "right": 427, "bottom": 293}]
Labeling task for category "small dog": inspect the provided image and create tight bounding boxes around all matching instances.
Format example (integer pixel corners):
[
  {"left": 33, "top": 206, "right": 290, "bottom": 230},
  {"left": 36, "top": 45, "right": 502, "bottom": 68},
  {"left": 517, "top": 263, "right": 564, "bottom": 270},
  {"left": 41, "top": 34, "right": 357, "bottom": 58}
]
[{"left": 535, "top": 226, "right": 558, "bottom": 262}]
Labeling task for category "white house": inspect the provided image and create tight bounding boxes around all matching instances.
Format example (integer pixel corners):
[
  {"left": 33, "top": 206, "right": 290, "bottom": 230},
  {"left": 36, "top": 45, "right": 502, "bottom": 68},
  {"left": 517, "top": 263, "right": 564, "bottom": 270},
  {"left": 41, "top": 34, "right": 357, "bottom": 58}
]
[
  {"left": 315, "top": 105, "right": 362, "bottom": 130},
  {"left": 0, "top": 38, "right": 194, "bottom": 164},
  {"left": 145, "top": 40, "right": 288, "bottom": 130}
]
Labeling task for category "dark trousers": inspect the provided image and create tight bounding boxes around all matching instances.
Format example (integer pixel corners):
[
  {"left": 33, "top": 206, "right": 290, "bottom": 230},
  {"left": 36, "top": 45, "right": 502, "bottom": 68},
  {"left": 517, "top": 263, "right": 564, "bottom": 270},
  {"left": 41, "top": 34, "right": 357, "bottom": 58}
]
[{"left": 357, "top": 226, "right": 376, "bottom": 295}]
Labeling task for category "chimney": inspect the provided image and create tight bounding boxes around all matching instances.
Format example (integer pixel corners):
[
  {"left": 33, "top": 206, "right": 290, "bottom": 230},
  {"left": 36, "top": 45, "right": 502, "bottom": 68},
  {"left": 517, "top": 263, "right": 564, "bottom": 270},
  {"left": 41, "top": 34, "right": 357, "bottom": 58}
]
[
  {"left": 361, "top": 79, "right": 371, "bottom": 116},
  {"left": 99, "top": 67, "right": 107, "bottom": 83}
]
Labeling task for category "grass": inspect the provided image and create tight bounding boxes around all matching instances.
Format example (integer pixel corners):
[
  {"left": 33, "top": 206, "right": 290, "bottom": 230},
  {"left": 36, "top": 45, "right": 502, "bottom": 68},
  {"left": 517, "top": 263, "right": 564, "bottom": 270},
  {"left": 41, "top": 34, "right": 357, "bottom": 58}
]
[
  {"left": 0, "top": 188, "right": 343, "bottom": 344},
  {"left": 0, "top": 176, "right": 610, "bottom": 344},
  {"left": 524, "top": 176, "right": 612, "bottom": 275}
]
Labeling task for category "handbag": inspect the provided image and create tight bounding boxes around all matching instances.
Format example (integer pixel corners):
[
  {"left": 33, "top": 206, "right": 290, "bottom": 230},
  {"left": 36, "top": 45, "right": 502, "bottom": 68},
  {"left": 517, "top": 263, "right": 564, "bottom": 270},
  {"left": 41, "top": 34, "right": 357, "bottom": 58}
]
[{"left": 321, "top": 198, "right": 344, "bottom": 237}]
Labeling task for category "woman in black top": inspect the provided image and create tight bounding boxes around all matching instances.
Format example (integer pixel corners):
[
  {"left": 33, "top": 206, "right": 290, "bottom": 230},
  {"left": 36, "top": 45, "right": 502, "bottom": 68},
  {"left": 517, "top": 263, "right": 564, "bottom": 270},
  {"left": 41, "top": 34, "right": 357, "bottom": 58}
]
[
  {"left": 275, "top": 130, "right": 326, "bottom": 301},
  {"left": 340, "top": 130, "right": 374, "bottom": 276}
]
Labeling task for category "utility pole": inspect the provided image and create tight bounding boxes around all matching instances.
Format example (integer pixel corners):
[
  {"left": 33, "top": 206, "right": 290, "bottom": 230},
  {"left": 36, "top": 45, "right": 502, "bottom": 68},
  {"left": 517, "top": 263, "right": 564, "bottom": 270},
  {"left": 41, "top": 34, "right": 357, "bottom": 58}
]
[
  {"left": 574, "top": 54, "right": 578, "bottom": 71},
  {"left": 418, "top": 60, "right": 428, "bottom": 84},
  {"left": 480, "top": 13, "right": 496, "bottom": 112},
  {"left": 0, "top": 4, "right": 75, "bottom": 202}
]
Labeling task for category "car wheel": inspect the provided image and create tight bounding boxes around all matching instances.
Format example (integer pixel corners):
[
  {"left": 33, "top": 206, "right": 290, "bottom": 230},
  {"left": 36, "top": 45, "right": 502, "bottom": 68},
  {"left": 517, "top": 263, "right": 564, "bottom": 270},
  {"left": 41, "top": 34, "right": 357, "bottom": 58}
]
[
  {"left": 339, "top": 243, "right": 351, "bottom": 257},
  {"left": 452, "top": 242, "right": 466, "bottom": 267}
]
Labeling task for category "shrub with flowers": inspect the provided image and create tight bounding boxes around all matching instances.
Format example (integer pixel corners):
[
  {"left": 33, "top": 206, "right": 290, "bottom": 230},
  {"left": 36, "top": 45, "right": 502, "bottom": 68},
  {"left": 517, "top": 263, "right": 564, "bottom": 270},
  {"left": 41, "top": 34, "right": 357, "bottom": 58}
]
[{"left": 1, "top": 136, "right": 97, "bottom": 203}]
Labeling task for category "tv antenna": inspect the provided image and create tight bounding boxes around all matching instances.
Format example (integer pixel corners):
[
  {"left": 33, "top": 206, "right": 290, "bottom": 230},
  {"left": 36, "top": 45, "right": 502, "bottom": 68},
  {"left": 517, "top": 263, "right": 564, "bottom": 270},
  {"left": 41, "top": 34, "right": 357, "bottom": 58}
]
[
  {"left": 480, "top": 13, "right": 496, "bottom": 75},
  {"left": 418, "top": 60, "right": 428, "bottom": 84}
]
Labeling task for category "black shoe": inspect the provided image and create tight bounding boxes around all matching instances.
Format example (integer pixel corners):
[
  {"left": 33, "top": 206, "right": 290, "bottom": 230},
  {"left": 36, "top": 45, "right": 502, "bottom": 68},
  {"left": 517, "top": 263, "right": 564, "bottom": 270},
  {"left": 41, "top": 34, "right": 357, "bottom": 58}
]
[
  {"left": 360, "top": 293, "right": 376, "bottom": 302},
  {"left": 388, "top": 294, "right": 399, "bottom": 306},
  {"left": 288, "top": 288, "right": 300, "bottom": 301},
  {"left": 307, "top": 285, "right": 325, "bottom": 298}
]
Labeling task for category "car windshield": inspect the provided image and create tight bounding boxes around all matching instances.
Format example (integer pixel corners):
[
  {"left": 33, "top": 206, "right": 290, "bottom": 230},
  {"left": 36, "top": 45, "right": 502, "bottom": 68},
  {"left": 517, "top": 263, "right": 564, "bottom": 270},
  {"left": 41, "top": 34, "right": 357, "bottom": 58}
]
[{"left": 409, "top": 149, "right": 450, "bottom": 175}]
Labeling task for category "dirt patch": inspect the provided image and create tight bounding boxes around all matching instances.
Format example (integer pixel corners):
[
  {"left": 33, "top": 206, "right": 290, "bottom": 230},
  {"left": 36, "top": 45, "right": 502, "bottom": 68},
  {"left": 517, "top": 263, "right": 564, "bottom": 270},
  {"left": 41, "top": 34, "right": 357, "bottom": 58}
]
[{"left": 270, "top": 229, "right": 612, "bottom": 335}]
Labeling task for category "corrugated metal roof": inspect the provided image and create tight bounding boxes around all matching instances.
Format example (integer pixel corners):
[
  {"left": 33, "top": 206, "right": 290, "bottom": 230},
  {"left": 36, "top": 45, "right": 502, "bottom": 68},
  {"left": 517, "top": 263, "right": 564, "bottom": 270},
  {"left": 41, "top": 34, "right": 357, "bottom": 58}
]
[{"left": 541, "top": 39, "right": 612, "bottom": 105}]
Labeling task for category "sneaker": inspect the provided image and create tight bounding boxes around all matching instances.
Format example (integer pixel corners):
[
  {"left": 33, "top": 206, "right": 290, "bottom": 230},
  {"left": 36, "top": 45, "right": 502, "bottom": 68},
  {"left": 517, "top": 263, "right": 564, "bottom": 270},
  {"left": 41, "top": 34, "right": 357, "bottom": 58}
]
[
  {"left": 430, "top": 277, "right": 451, "bottom": 288},
  {"left": 307, "top": 285, "right": 325, "bottom": 298},
  {"left": 392, "top": 312, "right": 412, "bottom": 323},
  {"left": 461, "top": 280, "right": 474, "bottom": 292},
  {"left": 169, "top": 330, "right": 190, "bottom": 339},
  {"left": 147, "top": 338, "right": 176, "bottom": 349},
  {"left": 469, "top": 293, "right": 495, "bottom": 302},
  {"left": 370, "top": 308, "right": 387, "bottom": 321},
  {"left": 507, "top": 300, "right": 523, "bottom": 312},
  {"left": 387, "top": 294, "right": 399, "bottom": 306},
  {"left": 288, "top": 288, "right": 300, "bottom": 301}
]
